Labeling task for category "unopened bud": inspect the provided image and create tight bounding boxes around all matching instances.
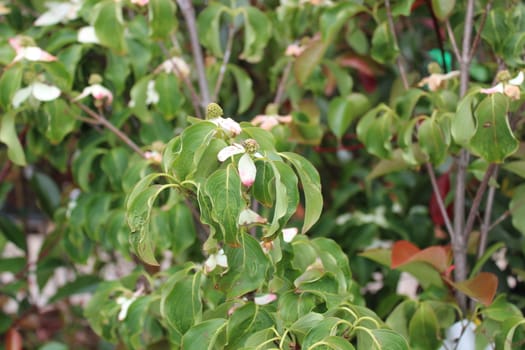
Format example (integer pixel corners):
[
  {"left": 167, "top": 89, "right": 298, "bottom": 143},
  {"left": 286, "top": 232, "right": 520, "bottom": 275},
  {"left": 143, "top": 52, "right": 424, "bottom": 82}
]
[
  {"left": 242, "top": 139, "right": 259, "bottom": 154},
  {"left": 496, "top": 70, "right": 511, "bottom": 83},
  {"left": 206, "top": 103, "right": 223, "bottom": 119}
]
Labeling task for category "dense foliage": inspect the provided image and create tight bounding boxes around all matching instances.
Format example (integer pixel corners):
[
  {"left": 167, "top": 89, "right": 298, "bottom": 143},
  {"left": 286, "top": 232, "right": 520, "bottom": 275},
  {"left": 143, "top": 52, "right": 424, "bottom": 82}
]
[{"left": 2, "top": 0, "right": 525, "bottom": 349}]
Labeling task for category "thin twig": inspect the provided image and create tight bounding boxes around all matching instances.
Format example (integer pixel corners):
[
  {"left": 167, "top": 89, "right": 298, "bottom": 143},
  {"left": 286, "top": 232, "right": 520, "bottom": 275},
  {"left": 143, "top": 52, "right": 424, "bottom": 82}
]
[
  {"left": 158, "top": 42, "right": 203, "bottom": 118},
  {"left": 463, "top": 163, "right": 496, "bottom": 240},
  {"left": 385, "top": 0, "right": 409, "bottom": 89},
  {"left": 478, "top": 166, "right": 498, "bottom": 259},
  {"left": 426, "top": 164, "right": 454, "bottom": 238},
  {"left": 71, "top": 99, "right": 146, "bottom": 158},
  {"left": 177, "top": 0, "right": 211, "bottom": 109},
  {"left": 273, "top": 61, "right": 292, "bottom": 107},
  {"left": 459, "top": 0, "right": 476, "bottom": 96},
  {"left": 213, "top": 24, "right": 235, "bottom": 102},
  {"left": 469, "top": 0, "right": 494, "bottom": 60},
  {"left": 445, "top": 20, "right": 462, "bottom": 63},
  {"left": 488, "top": 211, "right": 510, "bottom": 232}
]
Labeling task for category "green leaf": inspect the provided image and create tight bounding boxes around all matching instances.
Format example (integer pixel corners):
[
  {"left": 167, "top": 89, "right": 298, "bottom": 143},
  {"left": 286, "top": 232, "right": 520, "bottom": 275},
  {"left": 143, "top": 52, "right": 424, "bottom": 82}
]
[
  {"left": 168, "top": 121, "right": 218, "bottom": 181},
  {"left": 0, "top": 65, "right": 23, "bottom": 110},
  {"left": 281, "top": 152, "right": 323, "bottom": 234},
  {"left": 43, "top": 61, "right": 71, "bottom": 90},
  {"left": 203, "top": 165, "right": 244, "bottom": 244},
  {"left": 197, "top": 3, "right": 227, "bottom": 57},
  {"left": 395, "top": 88, "right": 427, "bottom": 120},
  {"left": 49, "top": 275, "right": 101, "bottom": 303},
  {"left": 323, "top": 60, "right": 353, "bottom": 96},
  {"left": 481, "top": 9, "right": 508, "bottom": 54},
  {"left": 320, "top": 2, "right": 366, "bottom": 42},
  {"left": 294, "top": 38, "right": 329, "bottom": 85},
  {"left": 252, "top": 161, "right": 275, "bottom": 207},
  {"left": 0, "top": 257, "right": 25, "bottom": 273},
  {"left": 431, "top": 0, "right": 456, "bottom": 21},
  {"left": 469, "top": 94, "right": 518, "bottom": 163},
  {"left": 504, "top": 161, "right": 525, "bottom": 178},
  {"left": 327, "top": 94, "right": 370, "bottom": 140},
  {"left": 371, "top": 22, "right": 399, "bottom": 64},
  {"left": 240, "top": 6, "right": 272, "bottom": 63},
  {"left": 105, "top": 50, "right": 130, "bottom": 95},
  {"left": 181, "top": 319, "right": 227, "bottom": 350},
  {"left": 510, "top": 185, "right": 525, "bottom": 235},
  {"left": 498, "top": 317, "right": 525, "bottom": 350},
  {"left": 94, "top": 0, "right": 127, "bottom": 53},
  {"left": 129, "top": 75, "right": 152, "bottom": 122},
  {"left": 408, "top": 302, "right": 440, "bottom": 350},
  {"left": 451, "top": 94, "right": 476, "bottom": 146},
  {"left": 72, "top": 147, "right": 106, "bottom": 192},
  {"left": 162, "top": 272, "right": 203, "bottom": 334},
  {"left": 221, "top": 233, "right": 270, "bottom": 298},
  {"left": 101, "top": 147, "right": 130, "bottom": 191},
  {"left": 43, "top": 99, "right": 76, "bottom": 143},
  {"left": 356, "top": 105, "right": 396, "bottom": 159},
  {"left": 155, "top": 72, "right": 183, "bottom": 119},
  {"left": 57, "top": 45, "right": 83, "bottom": 85},
  {"left": 0, "top": 111, "right": 26, "bottom": 166},
  {"left": 38, "top": 342, "right": 68, "bottom": 350},
  {"left": 29, "top": 171, "right": 61, "bottom": 218},
  {"left": 418, "top": 116, "right": 448, "bottom": 165},
  {"left": 367, "top": 329, "right": 410, "bottom": 350},
  {"left": 392, "top": 0, "right": 416, "bottom": 16},
  {"left": 265, "top": 160, "right": 299, "bottom": 238},
  {"left": 228, "top": 64, "right": 254, "bottom": 114},
  {"left": 149, "top": 0, "right": 177, "bottom": 39}
]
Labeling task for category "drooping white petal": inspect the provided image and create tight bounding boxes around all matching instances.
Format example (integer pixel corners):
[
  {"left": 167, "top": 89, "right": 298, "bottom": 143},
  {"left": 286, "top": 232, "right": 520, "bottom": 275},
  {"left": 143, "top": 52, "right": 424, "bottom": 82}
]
[
  {"left": 146, "top": 80, "right": 159, "bottom": 105},
  {"left": 238, "top": 153, "right": 256, "bottom": 187},
  {"left": 12, "top": 86, "right": 32, "bottom": 108},
  {"left": 78, "top": 26, "right": 100, "bottom": 44},
  {"left": 90, "top": 84, "right": 113, "bottom": 103},
  {"left": 216, "top": 249, "right": 228, "bottom": 268},
  {"left": 282, "top": 227, "right": 298, "bottom": 243},
  {"left": 22, "top": 47, "right": 56, "bottom": 62},
  {"left": 35, "top": 3, "right": 72, "bottom": 26},
  {"left": 509, "top": 71, "right": 524, "bottom": 85},
  {"left": 31, "top": 82, "right": 61, "bottom": 101},
  {"left": 480, "top": 83, "right": 504, "bottom": 95},
  {"left": 217, "top": 144, "right": 245, "bottom": 162},
  {"left": 238, "top": 208, "right": 267, "bottom": 225},
  {"left": 254, "top": 293, "right": 277, "bottom": 305},
  {"left": 116, "top": 296, "right": 136, "bottom": 321}
]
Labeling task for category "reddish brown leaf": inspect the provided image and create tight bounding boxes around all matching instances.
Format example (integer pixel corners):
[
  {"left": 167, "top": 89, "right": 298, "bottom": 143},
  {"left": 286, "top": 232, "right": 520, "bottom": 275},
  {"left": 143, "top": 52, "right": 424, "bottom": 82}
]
[
  {"left": 391, "top": 240, "right": 451, "bottom": 273},
  {"left": 5, "top": 328, "right": 23, "bottom": 350},
  {"left": 453, "top": 272, "right": 498, "bottom": 306},
  {"left": 429, "top": 172, "right": 453, "bottom": 227}
]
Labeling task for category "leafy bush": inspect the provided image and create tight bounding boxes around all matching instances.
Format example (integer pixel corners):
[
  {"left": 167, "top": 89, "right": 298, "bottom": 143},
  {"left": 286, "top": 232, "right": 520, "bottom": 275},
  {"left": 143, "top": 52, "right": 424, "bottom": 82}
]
[{"left": 2, "top": 0, "right": 525, "bottom": 349}]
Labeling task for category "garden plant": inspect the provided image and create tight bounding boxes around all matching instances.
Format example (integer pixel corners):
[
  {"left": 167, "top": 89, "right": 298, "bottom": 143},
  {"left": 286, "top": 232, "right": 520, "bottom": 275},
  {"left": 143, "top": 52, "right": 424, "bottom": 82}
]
[{"left": 1, "top": 0, "right": 525, "bottom": 349}]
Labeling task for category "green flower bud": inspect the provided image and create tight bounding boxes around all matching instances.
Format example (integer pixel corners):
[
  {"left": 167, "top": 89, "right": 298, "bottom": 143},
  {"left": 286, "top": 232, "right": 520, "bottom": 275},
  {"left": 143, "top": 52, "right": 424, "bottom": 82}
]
[
  {"left": 206, "top": 103, "right": 224, "bottom": 119},
  {"left": 242, "top": 139, "right": 259, "bottom": 154}
]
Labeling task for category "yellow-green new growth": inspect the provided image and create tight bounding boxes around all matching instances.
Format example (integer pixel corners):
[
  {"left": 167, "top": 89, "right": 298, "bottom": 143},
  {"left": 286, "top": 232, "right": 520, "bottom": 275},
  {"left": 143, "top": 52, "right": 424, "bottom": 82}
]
[{"left": 206, "top": 103, "right": 224, "bottom": 119}]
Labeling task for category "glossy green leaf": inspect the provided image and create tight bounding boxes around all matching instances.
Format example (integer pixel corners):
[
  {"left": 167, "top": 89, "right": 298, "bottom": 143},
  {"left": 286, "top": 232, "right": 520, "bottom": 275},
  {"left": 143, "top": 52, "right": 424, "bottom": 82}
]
[
  {"left": 294, "top": 38, "right": 329, "bottom": 85},
  {"left": 43, "top": 99, "right": 76, "bottom": 143},
  {"left": 328, "top": 94, "right": 370, "bottom": 140},
  {"left": 481, "top": 8, "right": 509, "bottom": 54},
  {"left": 181, "top": 318, "right": 227, "bottom": 350},
  {"left": 320, "top": 2, "right": 366, "bottom": 42},
  {"left": 221, "top": 233, "right": 270, "bottom": 298},
  {"left": 265, "top": 160, "right": 299, "bottom": 238},
  {"left": 0, "top": 65, "right": 23, "bottom": 110},
  {"left": 94, "top": 0, "right": 127, "bottom": 53},
  {"left": 72, "top": 147, "right": 106, "bottom": 191},
  {"left": 155, "top": 72, "right": 183, "bottom": 119},
  {"left": 149, "top": 0, "right": 176, "bottom": 39},
  {"left": 451, "top": 94, "right": 476, "bottom": 146},
  {"left": 240, "top": 6, "right": 271, "bottom": 63},
  {"left": 510, "top": 184, "right": 525, "bottom": 235},
  {"left": 105, "top": 50, "right": 130, "bottom": 95},
  {"left": 49, "top": 275, "right": 101, "bottom": 303},
  {"left": 418, "top": 116, "right": 448, "bottom": 165},
  {"left": 356, "top": 105, "right": 396, "bottom": 159},
  {"left": 395, "top": 88, "right": 426, "bottom": 120},
  {"left": 392, "top": 0, "right": 416, "bottom": 16},
  {"left": 129, "top": 75, "right": 152, "bottom": 122},
  {"left": 469, "top": 94, "right": 518, "bottom": 163},
  {"left": 197, "top": 3, "right": 227, "bottom": 57},
  {"left": 408, "top": 302, "right": 440, "bottom": 350},
  {"left": 281, "top": 152, "right": 322, "bottom": 234},
  {"left": 168, "top": 121, "right": 218, "bottom": 181},
  {"left": 0, "top": 111, "right": 26, "bottom": 166},
  {"left": 171, "top": 203, "right": 197, "bottom": 255},
  {"left": 431, "top": 0, "right": 456, "bottom": 21},
  {"left": 228, "top": 64, "right": 254, "bottom": 114},
  {"left": 204, "top": 165, "right": 244, "bottom": 245},
  {"left": 323, "top": 60, "right": 354, "bottom": 96},
  {"left": 498, "top": 317, "right": 525, "bottom": 350},
  {"left": 252, "top": 161, "right": 275, "bottom": 207},
  {"left": 371, "top": 22, "right": 399, "bottom": 64},
  {"left": 162, "top": 272, "right": 202, "bottom": 334},
  {"left": 368, "top": 329, "right": 410, "bottom": 350},
  {"left": 503, "top": 161, "right": 525, "bottom": 178},
  {"left": 301, "top": 317, "right": 341, "bottom": 349},
  {"left": 29, "top": 171, "right": 61, "bottom": 218}
]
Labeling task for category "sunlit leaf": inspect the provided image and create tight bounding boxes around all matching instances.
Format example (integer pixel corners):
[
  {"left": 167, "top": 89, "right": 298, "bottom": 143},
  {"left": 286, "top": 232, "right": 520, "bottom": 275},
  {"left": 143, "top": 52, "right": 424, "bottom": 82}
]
[{"left": 452, "top": 272, "right": 498, "bottom": 306}]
